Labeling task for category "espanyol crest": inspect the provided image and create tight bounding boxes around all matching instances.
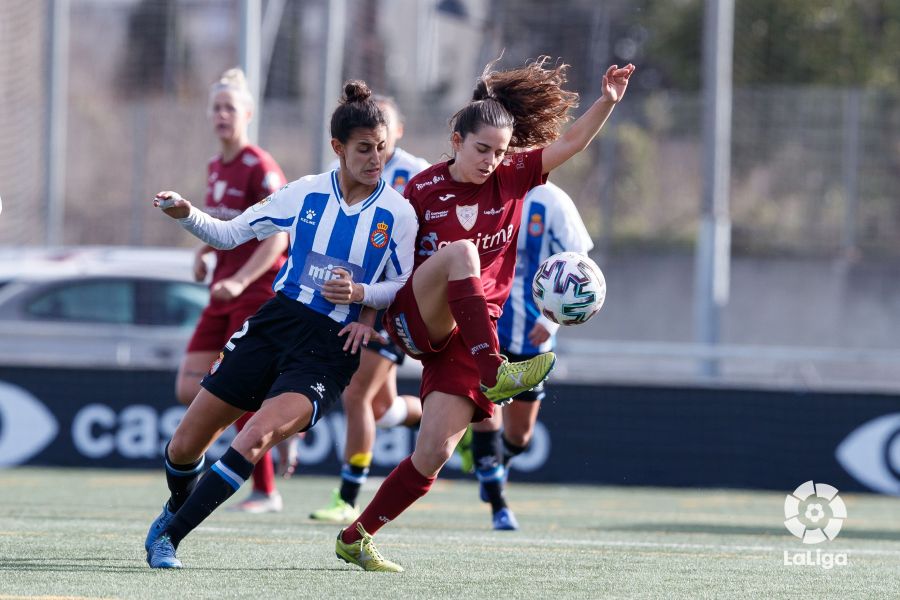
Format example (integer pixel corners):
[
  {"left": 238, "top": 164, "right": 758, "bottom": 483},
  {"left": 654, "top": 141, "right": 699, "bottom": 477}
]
[{"left": 456, "top": 204, "right": 478, "bottom": 231}]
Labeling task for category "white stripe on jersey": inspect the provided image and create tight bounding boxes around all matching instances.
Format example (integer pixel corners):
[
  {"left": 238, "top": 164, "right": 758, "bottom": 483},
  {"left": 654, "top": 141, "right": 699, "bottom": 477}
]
[
  {"left": 499, "top": 182, "right": 594, "bottom": 355},
  {"left": 226, "top": 170, "right": 416, "bottom": 323}
]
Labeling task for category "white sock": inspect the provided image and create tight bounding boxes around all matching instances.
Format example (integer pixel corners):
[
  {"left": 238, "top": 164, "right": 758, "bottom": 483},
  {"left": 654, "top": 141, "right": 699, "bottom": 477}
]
[{"left": 376, "top": 396, "right": 408, "bottom": 429}]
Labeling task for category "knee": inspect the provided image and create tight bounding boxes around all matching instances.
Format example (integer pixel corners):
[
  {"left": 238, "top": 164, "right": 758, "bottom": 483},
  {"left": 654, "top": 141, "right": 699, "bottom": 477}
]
[
  {"left": 450, "top": 239, "right": 479, "bottom": 262},
  {"left": 233, "top": 422, "right": 269, "bottom": 452},
  {"left": 504, "top": 428, "right": 532, "bottom": 449},
  {"left": 166, "top": 435, "right": 199, "bottom": 465},
  {"left": 412, "top": 438, "right": 455, "bottom": 474},
  {"left": 444, "top": 240, "right": 480, "bottom": 271}
]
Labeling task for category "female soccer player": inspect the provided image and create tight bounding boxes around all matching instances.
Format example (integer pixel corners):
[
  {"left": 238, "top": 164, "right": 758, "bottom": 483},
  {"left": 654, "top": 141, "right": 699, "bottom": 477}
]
[
  {"left": 179, "top": 68, "right": 289, "bottom": 513},
  {"left": 310, "top": 96, "right": 429, "bottom": 524},
  {"left": 334, "top": 58, "right": 634, "bottom": 572},
  {"left": 144, "top": 80, "right": 417, "bottom": 569},
  {"left": 472, "top": 180, "right": 594, "bottom": 531}
]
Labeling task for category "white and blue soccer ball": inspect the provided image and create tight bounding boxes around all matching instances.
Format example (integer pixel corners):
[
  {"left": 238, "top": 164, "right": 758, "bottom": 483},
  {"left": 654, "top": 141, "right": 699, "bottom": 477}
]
[{"left": 531, "top": 251, "right": 606, "bottom": 326}]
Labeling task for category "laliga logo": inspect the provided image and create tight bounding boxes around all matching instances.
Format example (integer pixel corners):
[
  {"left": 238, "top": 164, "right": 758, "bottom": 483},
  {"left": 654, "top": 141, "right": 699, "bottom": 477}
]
[
  {"left": 783, "top": 480, "right": 846, "bottom": 544},
  {"left": 0, "top": 381, "right": 58, "bottom": 465}
]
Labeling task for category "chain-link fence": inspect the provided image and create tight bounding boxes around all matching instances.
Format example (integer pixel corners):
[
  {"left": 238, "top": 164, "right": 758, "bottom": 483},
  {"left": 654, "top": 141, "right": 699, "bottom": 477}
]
[{"left": 3, "top": 0, "right": 898, "bottom": 258}]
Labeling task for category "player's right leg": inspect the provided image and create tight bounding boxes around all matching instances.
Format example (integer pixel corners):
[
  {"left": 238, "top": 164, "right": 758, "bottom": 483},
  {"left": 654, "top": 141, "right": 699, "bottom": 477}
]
[
  {"left": 410, "top": 241, "right": 555, "bottom": 404},
  {"left": 336, "top": 392, "right": 474, "bottom": 572},
  {"left": 310, "top": 347, "right": 393, "bottom": 524}
]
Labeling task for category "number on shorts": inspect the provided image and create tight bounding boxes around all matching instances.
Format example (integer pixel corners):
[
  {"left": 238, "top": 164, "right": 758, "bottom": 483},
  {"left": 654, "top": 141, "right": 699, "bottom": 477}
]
[{"left": 224, "top": 320, "right": 250, "bottom": 351}]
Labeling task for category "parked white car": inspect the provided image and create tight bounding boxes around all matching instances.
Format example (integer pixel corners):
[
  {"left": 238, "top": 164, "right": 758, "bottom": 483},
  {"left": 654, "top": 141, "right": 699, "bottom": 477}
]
[{"left": 0, "top": 246, "right": 208, "bottom": 369}]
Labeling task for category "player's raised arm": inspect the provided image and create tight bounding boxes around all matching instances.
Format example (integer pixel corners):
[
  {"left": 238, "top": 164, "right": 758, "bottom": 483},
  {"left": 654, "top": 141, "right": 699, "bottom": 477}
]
[
  {"left": 153, "top": 189, "right": 257, "bottom": 250},
  {"left": 541, "top": 63, "right": 634, "bottom": 174}
]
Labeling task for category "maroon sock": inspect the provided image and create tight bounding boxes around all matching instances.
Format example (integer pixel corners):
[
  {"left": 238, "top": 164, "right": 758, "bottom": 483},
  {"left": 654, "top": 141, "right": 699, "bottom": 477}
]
[
  {"left": 446, "top": 277, "right": 502, "bottom": 387},
  {"left": 342, "top": 456, "right": 435, "bottom": 543}
]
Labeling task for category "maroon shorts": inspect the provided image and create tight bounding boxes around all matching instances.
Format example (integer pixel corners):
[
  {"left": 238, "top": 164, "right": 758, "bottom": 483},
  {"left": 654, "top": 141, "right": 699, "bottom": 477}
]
[
  {"left": 383, "top": 280, "right": 495, "bottom": 423},
  {"left": 186, "top": 297, "right": 271, "bottom": 352}
]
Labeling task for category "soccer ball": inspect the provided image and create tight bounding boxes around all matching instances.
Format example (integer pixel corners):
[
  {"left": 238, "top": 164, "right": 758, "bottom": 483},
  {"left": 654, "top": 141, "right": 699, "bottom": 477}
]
[{"left": 532, "top": 252, "right": 606, "bottom": 326}]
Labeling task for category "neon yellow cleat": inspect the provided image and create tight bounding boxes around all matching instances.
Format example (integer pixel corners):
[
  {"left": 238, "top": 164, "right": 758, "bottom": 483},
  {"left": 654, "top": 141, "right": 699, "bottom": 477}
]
[
  {"left": 309, "top": 489, "right": 360, "bottom": 524},
  {"left": 455, "top": 426, "right": 474, "bottom": 474},
  {"left": 481, "top": 352, "right": 556, "bottom": 405},
  {"left": 335, "top": 523, "right": 404, "bottom": 572}
]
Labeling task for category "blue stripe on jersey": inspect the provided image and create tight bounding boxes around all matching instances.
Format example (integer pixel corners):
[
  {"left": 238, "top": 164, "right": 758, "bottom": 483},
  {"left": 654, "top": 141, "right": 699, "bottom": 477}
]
[
  {"left": 388, "top": 238, "right": 401, "bottom": 274},
  {"left": 359, "top": 206, "right": 395, "bottom": 277},
  {"left": 248, "top": 215, "right": 296, "bottom": 229},
  {"left": 498, "top": 201, "right": 547, "bottom": 354},
  {"left": 276, "top": 190, "right": 400, "bottom": 324},
  {"left": 330, "top": 170, "right": 342, "bottom": 200},
  {"left": 521, "top": 203, "right": 547, "bottom": 349},
  {"left": 547, "top": 227, "right": 565, "bottom": 255},
  {"left": 361, "top": 179, "right": 386, "bottom": 211},
  {"left": 325, "top": 210, "right": 361, "bottom": 258},
  {"left": 279, "top": 192, "right": 332, "bottom": 299}
]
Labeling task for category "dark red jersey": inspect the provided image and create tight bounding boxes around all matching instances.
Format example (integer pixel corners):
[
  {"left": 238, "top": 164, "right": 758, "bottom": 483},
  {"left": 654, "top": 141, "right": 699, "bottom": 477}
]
[
  {"left": 204, "top": 145, "right": 286, "bottom": 303},
  {"left": 405, "top": 148, "right": 546, "bottom": 316}
]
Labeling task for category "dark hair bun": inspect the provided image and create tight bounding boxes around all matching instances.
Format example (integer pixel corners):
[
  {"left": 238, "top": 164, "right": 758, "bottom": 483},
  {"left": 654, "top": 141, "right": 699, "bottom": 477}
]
[
  {"left": 342, "top": 80, "right": 372, "bottom": 104},
  {"left": 472, "top": 79, "right": 493, "bottom": 102}
]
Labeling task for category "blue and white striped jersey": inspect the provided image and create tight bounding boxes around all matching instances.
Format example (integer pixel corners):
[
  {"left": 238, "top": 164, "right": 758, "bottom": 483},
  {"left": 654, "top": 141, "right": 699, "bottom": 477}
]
[
  {"left": 497, "top": 182, "right": 594, "bottom": 355},
  {"left": 178, "top": 170, "right": 417, "bottom": 324},
  {"left": 329, "top": 146, "right": 430, "bottom": 194}
]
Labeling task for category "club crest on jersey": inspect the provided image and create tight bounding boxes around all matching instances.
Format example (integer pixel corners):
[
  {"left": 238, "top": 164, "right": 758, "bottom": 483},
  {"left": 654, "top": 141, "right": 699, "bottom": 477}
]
[
  {"left": 456, "top": 204, "right": 478, "bottom": 231},
  {"left": 370, "top": 221, "right": 389, "bottom": 248},
  {"left": 212, "top": 180, "right": 227, "bottom": 204},
  {"left": 528, "top": 213, "right": 544, "bottom": 236},
  {"left": 209, "top": 352, "right": 224, "bottom": 375},
  {"left": 391, "top": 170, "right": 409, "bottom": 193}
]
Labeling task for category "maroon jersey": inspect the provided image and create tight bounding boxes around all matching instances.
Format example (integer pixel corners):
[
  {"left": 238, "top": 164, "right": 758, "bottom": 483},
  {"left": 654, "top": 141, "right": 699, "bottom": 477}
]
[
  {"left": 204, "top": 145, "right": 286, "bottom": 306},
  {"left": 406, "top": 148, "right": 546, "bottom": 316}
]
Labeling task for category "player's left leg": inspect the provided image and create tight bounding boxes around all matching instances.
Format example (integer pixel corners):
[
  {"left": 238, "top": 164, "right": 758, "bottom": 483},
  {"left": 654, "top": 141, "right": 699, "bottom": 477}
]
[
  {"left": 229, "top": 412, "right": 282, "bottom": 513},
  {"left": 336, "top": 392, "right": 474, "bottom": 572},
  {"left": 148, "top": 391, "right": 313, "bottom": 568}
]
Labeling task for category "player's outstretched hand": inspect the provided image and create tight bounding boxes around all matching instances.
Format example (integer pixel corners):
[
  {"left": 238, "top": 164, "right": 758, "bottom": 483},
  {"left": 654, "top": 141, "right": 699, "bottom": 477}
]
[
  {"left": 322, "top": 268, "right": 363, "bottom": 305},
  {"left": 338, "top": 322, "right": 388, "bottom": 354},
  {"left": 153, "top": 191, "right": 192, "bottom": 219},
  {"left": 601, "top": 63, "right": 635, "bottom": 104}
]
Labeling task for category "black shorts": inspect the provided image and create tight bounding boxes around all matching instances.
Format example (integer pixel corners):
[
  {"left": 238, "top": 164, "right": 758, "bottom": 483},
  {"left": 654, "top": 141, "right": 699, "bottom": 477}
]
[
  {"left": 502, "top": 350, "right": 546, "bottom": 403},
  {"left": 364, "top": 310, "right": 406, "bottom": 365},
  {"left": 201, "top": 293, "right": 361, "bottom": 430}
]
